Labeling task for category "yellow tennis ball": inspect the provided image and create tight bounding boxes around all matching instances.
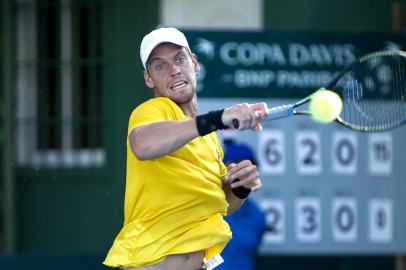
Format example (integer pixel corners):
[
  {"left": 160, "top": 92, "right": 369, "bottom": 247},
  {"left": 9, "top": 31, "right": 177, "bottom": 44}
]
[{"left": 309, "top": 89, "right": 343, "bottom": 123}]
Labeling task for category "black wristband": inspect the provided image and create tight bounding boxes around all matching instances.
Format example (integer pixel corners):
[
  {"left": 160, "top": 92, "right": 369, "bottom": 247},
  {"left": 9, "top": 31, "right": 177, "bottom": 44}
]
[
  {"left": 231, "top": 179, "right": 251, "bottom": 199},
  {"left": 196, "top": 109, "right": 228, "bottom": 136}
]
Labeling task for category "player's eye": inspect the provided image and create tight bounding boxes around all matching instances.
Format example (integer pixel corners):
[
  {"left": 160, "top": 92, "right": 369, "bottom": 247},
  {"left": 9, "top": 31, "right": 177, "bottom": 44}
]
[
  {"left": 175, "top": 56, "right": 186, "bottom": 64},
  {"left": 154, "top": 62, "right": 166, "bottom": 71}
]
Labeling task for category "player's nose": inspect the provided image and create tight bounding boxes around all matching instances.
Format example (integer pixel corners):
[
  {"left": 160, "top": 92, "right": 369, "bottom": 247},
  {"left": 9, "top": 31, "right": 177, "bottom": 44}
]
[{"left": 169, "top": 62, "right": 181, "bottom": 76}]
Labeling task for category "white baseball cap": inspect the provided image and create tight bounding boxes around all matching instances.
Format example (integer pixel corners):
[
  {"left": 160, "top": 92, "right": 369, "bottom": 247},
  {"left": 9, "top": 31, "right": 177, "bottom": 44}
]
[{"left": 140, "top": 27, "right": 191, "bottom": 70}]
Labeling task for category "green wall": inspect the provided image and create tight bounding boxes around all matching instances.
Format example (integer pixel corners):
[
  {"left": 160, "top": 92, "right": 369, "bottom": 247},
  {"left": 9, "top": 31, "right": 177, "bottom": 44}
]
[
  {"left": 16, "top": 0, "right": 159, "bottom": 253},
  {"left": 264, "top": 0, "right": 402, "bottom": 31}
]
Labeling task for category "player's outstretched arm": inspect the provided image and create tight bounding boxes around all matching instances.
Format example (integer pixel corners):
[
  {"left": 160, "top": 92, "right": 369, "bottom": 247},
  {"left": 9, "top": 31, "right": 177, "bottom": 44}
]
[
  {"left": 129, "top": 119, "right": 199, "bottom": 161},
  {"left": 129, "top": 102, "right": 268, "bottom": 161}
]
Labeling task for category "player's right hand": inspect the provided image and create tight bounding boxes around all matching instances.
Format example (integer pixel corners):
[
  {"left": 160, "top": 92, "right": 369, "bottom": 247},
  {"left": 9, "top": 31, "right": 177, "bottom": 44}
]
[{"left": 222, "top": 102, "right": 268, "bottom": 131}]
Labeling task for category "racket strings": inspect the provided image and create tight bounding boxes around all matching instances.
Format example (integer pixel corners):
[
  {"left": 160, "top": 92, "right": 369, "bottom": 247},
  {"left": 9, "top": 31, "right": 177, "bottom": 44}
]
[
  {"left": 338, "top": 52, "right": 406, "bottom": 131},
  {"left": 390, "top": 55, "right": 406, "bottom": 127},
  {"left": 395, "top": 56, "right": 406, "bottom": 125}
]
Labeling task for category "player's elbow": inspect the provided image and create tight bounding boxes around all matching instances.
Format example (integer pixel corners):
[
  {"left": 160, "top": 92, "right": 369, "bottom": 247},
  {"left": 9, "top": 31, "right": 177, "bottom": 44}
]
[
  {"left": 129, "top": 130, "right": 152, "bottom": 161},
  {"left": 131, "top": 143, "right": 152, "bottom": 161},
  {"left": 132, "top": 148, "right": 147, "bottom": 161}
]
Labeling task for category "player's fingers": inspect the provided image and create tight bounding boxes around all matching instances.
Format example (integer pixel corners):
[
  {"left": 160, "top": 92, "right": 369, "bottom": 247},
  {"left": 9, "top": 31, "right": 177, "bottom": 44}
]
[
  {"left": 222, "top": 103, "right": 251, "bottom": 129},
  {"left": 230, "top": 168, "right": 259, "bottom": 187},
  {"left": 248, "top": 110, "right": 266, "bottom": 131},
  {"left": 254, "top": 122, "right": 263, "bottom": 132},
  {"left": 237, "top": 112, "right": 260, "bottom": 131},
  {"left": 249, "top": 111, "right": 260, "bottom": 129},
  {"left": 250, "top": 102, "right": 268, "bottom": 118},
  {"left": 227, "top": 159, "right": 251, "bottom": 174},
  {"left": 227, "top": 160, "right": 255, "bottom": 179},
  {"left": 238, "top": 104, "right": 258, "bottom": 130},
  {"left": 230, "top": 174, "right": 261, "bottom": 189},
  {"left": 227, "top": 163, "right": 237, "bottom": 170},
  {"left": 251, "top": 181, "right": 262, "bottom": 192},
  {"left": 224, "top": 163, "right": 237, "bottom": 185}
]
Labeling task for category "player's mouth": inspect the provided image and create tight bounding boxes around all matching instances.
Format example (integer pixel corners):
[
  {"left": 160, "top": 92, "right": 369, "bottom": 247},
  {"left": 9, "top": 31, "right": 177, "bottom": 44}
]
[{"left": 170, "top": 80, "right": 188, "bottom": 90}]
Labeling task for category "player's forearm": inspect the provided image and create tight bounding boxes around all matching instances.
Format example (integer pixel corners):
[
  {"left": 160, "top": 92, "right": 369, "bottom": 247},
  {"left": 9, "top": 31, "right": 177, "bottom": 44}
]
[{"left": 129, "top": 119, "right": 199, "bottom": 160}]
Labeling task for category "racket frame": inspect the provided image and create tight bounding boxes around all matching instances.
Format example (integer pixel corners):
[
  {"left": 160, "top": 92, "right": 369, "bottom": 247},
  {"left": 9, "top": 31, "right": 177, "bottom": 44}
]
[{"left": 233, "top": 50, "right": 406, "bottom": 132}]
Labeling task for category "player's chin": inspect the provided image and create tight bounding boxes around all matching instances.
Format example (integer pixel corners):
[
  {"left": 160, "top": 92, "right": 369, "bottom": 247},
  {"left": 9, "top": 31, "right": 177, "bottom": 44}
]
[
  {"left": 172, "top": 89, "right": 195, "bottom": 100},
  {"left": 171, "top": 92, "right": 195, "bottom": 104}
]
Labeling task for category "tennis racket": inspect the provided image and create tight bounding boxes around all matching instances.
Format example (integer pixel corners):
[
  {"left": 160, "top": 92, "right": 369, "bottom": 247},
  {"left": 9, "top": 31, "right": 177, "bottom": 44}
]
[{"left": 233, "top": 50, "right": 406, "bottom": 132}]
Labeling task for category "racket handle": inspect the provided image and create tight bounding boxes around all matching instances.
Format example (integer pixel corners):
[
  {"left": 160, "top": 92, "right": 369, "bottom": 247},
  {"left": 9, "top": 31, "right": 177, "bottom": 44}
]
[
  {"left": 264, "top": 104, "right": 294, "bottom": 121},
  {"left": 232, "top": 104, "right": 294, "bottom": 129}
]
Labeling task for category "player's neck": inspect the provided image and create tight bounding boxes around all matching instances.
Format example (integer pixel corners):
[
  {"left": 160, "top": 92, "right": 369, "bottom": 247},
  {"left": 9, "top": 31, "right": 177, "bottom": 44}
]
[{"left": 180, "top": 96, "right": 197, "bottom": 118}]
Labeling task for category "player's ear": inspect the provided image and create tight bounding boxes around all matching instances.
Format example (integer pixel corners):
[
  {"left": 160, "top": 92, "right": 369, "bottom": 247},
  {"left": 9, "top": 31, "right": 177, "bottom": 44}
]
[
  {"left": 191, "top": 53, "right": 200, "bottom": 74},
  {"left": 144, "top": 70, "right": 154, "bottom": 89}
]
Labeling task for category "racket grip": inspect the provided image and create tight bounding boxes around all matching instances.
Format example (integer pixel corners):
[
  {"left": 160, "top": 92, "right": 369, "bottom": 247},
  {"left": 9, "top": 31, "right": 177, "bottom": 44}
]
[
  {"left": 264, "top": 104, "right": 294, "bottom": 122},
  {"left": 232, "top": 104, "right": 294, "bottom": 129}
]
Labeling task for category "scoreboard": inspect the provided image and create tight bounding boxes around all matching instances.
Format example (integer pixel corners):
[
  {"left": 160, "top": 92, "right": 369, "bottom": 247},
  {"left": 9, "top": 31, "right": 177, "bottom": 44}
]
[{"left": 200, "top": 98, "right": 406, "bottom": 255}]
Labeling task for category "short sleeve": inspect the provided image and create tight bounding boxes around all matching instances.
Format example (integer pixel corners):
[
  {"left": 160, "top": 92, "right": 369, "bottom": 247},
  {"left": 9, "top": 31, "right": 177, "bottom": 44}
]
[{"left": 127, "top": 97, "right": 184, "bottom": 135}]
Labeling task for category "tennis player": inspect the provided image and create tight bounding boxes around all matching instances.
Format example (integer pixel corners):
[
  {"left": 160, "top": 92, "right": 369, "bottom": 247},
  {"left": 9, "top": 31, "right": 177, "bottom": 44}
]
[{"left": 103, "top": 27, "right": 268, "bottom": 270}]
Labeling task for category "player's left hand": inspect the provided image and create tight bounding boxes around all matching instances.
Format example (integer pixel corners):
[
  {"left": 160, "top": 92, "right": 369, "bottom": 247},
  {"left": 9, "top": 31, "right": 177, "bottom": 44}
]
[{"left": 225, "top": 160, "right": 262, "bottom": 192}]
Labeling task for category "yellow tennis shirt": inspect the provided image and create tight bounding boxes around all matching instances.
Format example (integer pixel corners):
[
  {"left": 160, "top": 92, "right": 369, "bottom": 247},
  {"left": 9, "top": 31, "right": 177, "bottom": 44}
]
[{"left": 103, "top": 97, "right": 232, "bottom": 268}]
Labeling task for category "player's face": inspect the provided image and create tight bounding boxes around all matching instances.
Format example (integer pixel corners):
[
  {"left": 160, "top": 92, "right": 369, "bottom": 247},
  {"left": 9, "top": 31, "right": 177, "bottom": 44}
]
[{"left": 144, "top": 43, "right": 200, "bottom": 105}]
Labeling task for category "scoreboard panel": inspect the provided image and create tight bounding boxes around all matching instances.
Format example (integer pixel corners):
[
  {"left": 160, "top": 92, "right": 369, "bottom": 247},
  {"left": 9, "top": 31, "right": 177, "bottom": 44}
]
[{"left": 200, "top": 98, "right": 406, "bottom": 255}]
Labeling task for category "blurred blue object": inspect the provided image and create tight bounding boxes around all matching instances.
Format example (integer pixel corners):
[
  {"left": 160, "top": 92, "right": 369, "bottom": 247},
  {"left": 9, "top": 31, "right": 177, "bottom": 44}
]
[
  {"left": 219, "top": 139, "right": 267, "bottom": 270},
  {"left": 223, "top": 139, "right": 257, "bottom": 165},
  {"left": 218, "top": 200, "right": 267, "bottom": 270}
]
